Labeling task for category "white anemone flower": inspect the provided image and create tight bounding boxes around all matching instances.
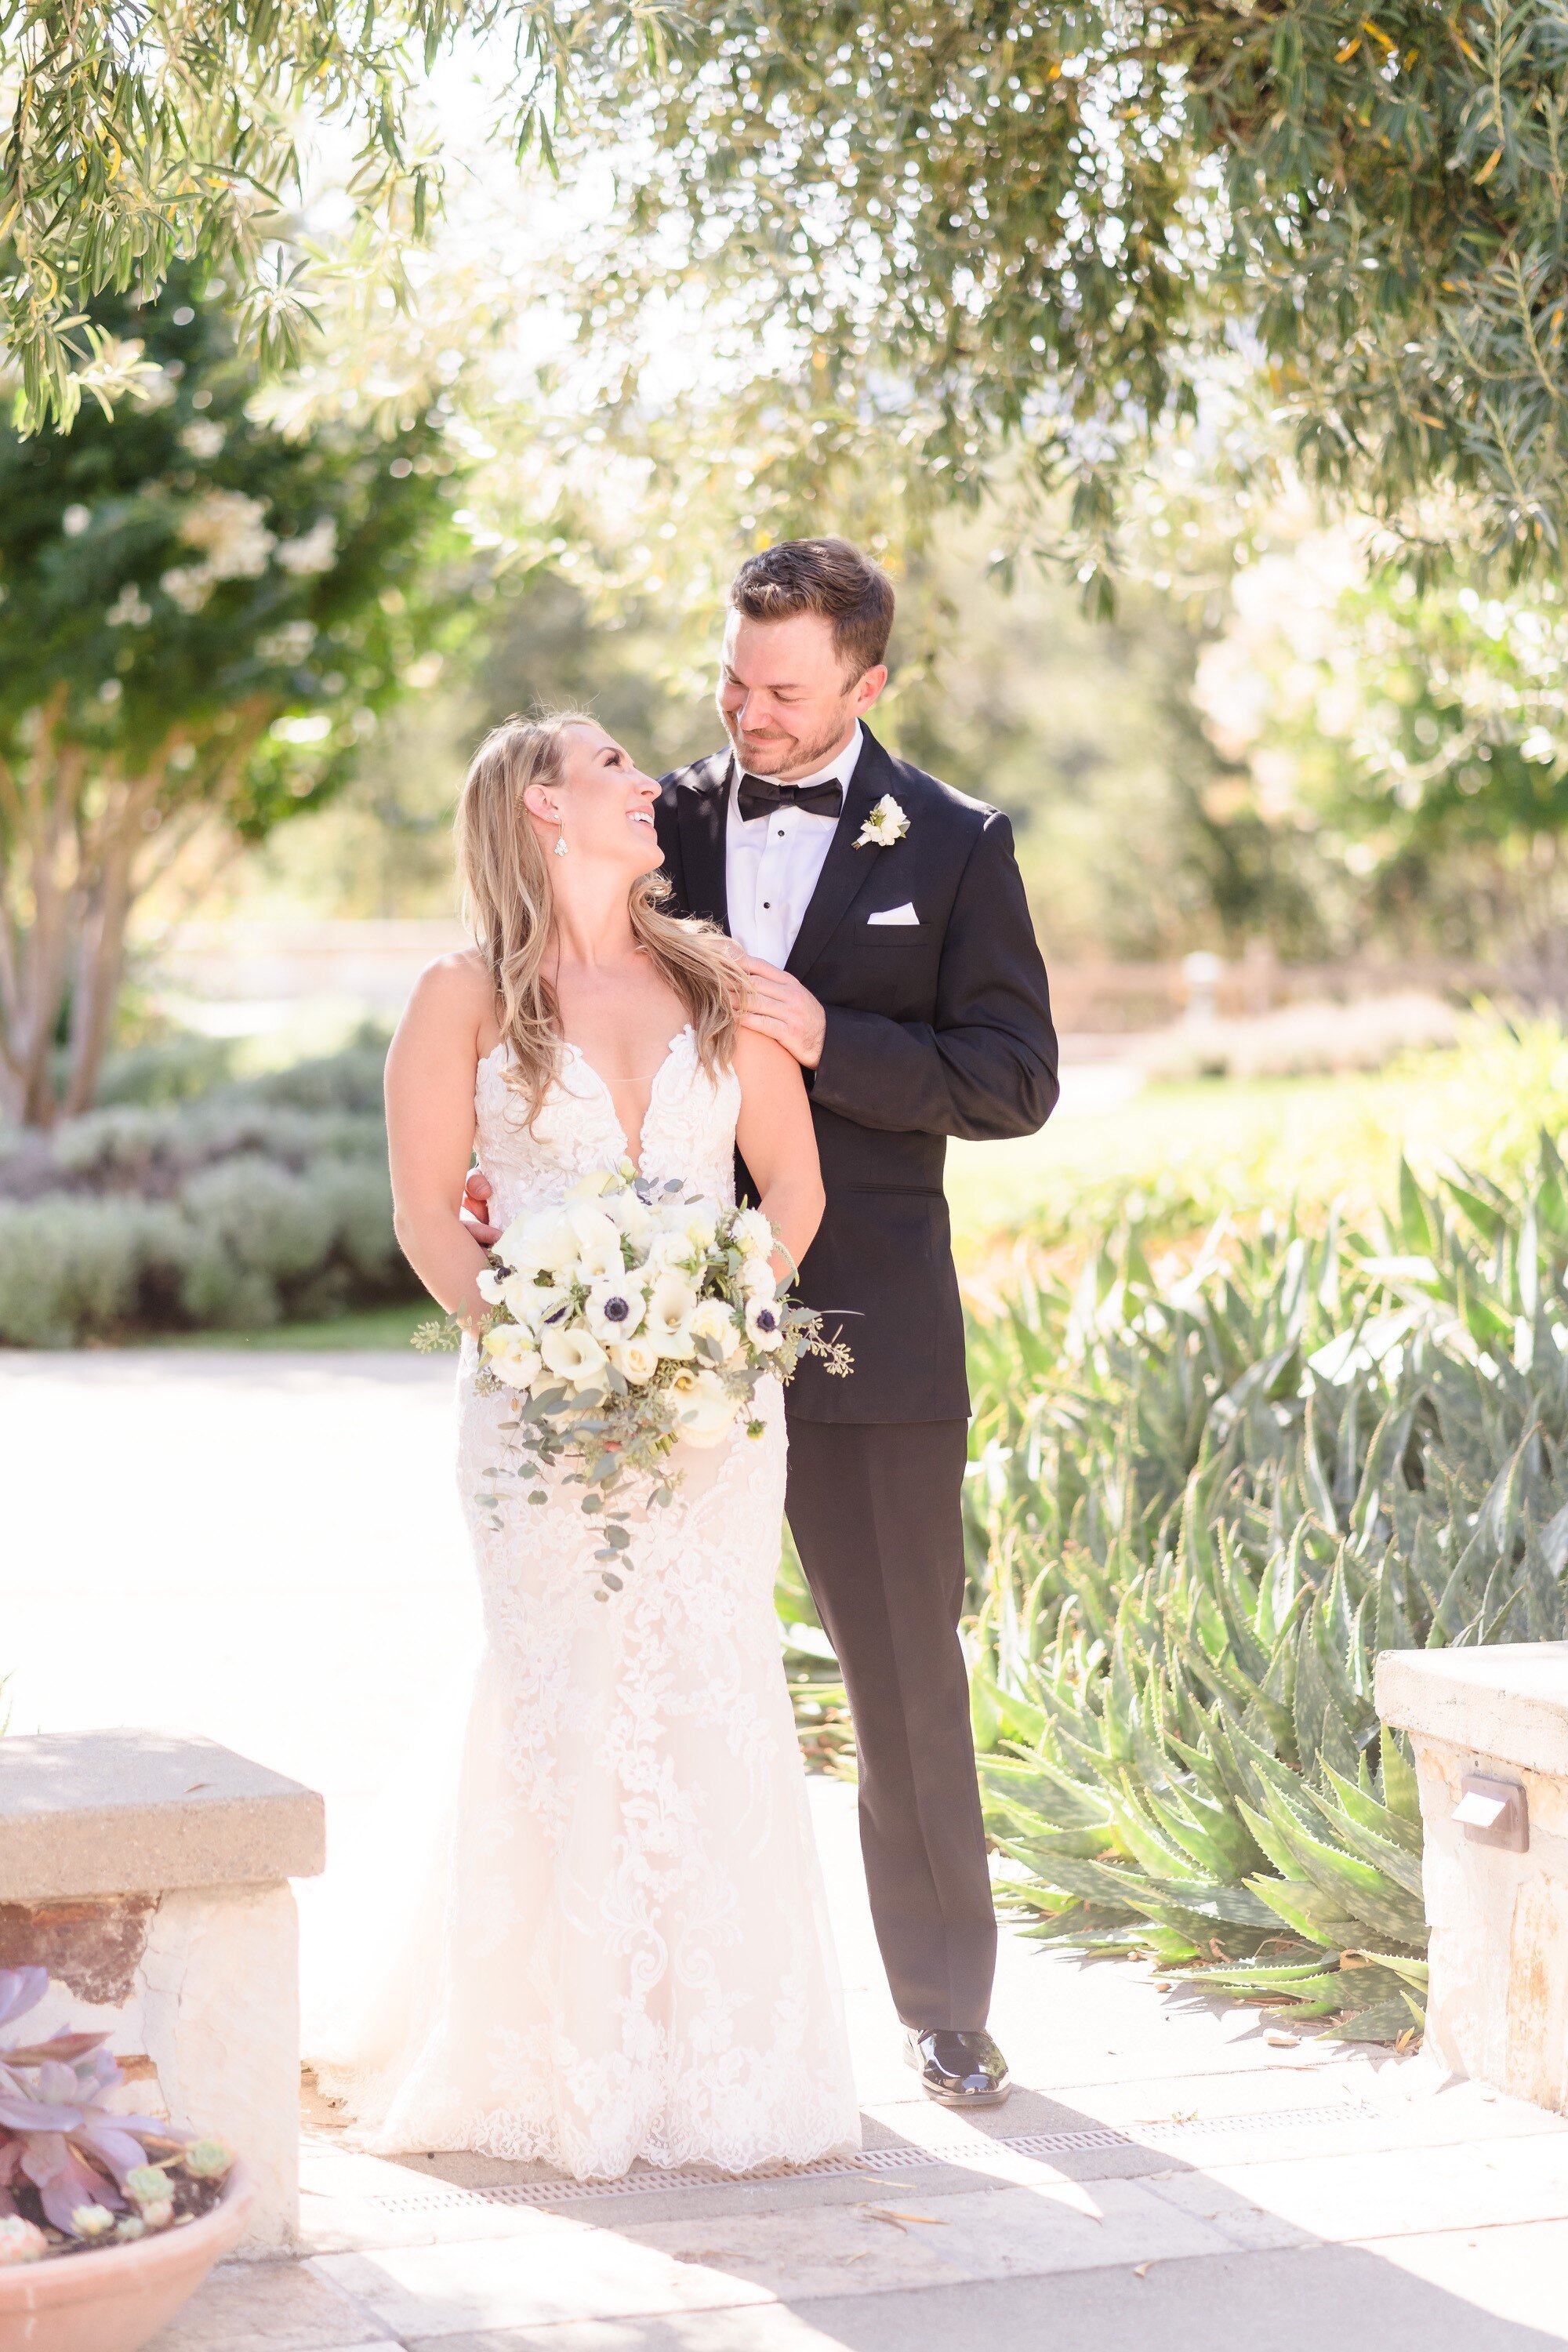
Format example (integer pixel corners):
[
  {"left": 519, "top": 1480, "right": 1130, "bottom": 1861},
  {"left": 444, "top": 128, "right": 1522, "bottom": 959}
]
[
  {"left": 611, "top": 1335, "right": 660, "bottom": 1385},
  {"left": 689, "top": 1298, "right": 743, "bottom": 1362},
  {"left": 585, "top": 1275, "right": 647, "bottom": 1344},
  {"left": 731, "top": 1207, "right": 775, "bottom": 1259},
  {"left": 476, "top": 1267, "right": 506, "bottom": 1305},
  {"left": 745, "top": 1294, "right": 785, "bottom": 1352},
  {"left": 644, "top": 1271, "right": 699, "bottom": 1356},
  {"left": 669, "top": 1366, "right": 738, "bottom": 1448},
  {"left": 539, "top": 1326, "right": 609, "bottom": 1389},
  {"left": 482, "top": 1326, "right": 543, "bottom": 1389}
]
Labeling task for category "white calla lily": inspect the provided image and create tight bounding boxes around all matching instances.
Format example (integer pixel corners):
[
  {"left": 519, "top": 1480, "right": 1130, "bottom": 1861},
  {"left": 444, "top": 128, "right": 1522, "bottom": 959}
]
[
  {"left": 539, "top": 1326, "right": 609, "bottom": 1389},
  {"left": 669, "top": 1365, "right": 738, "bottom": 1448},
  {"left": 644, "top": 1271, "right": 699, "bottom": 1356}
]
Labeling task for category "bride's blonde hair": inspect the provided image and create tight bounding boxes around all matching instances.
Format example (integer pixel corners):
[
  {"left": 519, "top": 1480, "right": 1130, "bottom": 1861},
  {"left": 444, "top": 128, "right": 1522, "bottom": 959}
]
[{"left": 456, "top": 711, "right": 743, "bottom": 1122}]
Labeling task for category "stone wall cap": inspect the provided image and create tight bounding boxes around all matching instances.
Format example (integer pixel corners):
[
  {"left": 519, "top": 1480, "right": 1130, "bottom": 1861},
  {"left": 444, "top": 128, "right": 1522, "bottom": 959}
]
[
  {"left": 0, "top": 1730, "right": 325, "bottom": 1904},
  {"left": 1376, "top": 1643, "right": 1568, "bottom": 1779}
]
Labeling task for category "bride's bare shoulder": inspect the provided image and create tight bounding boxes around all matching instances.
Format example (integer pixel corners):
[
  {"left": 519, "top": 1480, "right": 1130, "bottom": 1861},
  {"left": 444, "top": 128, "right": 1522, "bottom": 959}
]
[{"left": 397, "top": 949, "right": 495, "bottom": 1056}]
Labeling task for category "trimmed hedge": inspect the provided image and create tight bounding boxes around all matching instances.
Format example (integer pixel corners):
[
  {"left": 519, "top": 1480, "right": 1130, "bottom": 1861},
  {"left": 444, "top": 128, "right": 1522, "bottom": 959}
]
[{"left": 0, "top": 1039, "right": 414, "bottom": 1345}]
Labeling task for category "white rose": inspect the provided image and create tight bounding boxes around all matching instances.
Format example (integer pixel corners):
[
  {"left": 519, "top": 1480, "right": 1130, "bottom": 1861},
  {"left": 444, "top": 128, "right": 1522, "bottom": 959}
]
[
  {"left": 669, "top": 1365, "right": 739, "bottom": 1449},
  {"left": 745, "top": 1293, "right": 785, "bottom": 1352},
  {"left": 730, "top": 1207, "right": 775, "bottom": 1260},
  {"left": 539, "top": 1326, "right": 609, "bottom": 1389},
  {"left": 498, "top": 1208, "right": 578, "bottom": 1278},
  {"left": 585, "top": 1274, "right": 647, "bottom": 1345},
  {"left": 739, "top": 1254, "right": 779, "bottom": 1300},
  {"left": 644, "top": 1270, "right": 699, "bottom": 1357},
  {"left": 481, "top": 1325, "right": 543, "bottom": 1389},
  {"left": 611, "top": 1335, "right": 660, "bottom": 1385},
  {"left": 689, "top": 1298, "right": 743, "bottom": 1363}
]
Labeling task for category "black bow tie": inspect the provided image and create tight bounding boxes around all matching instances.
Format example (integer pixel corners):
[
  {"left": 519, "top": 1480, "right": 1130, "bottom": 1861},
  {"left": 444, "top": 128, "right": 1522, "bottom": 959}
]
[{"left": 736, "top": 773, "right": 844, "bottom": 824}]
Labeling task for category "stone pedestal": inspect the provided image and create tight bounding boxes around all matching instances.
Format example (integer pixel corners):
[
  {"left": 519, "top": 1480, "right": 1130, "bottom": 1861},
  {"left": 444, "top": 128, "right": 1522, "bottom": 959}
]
[
  {"left": 1377, "top": 1642, "right": 1568, "bottom": 2110},
  {"left": 0, "top": 1730, "right": 325, "bottom": 2252}
]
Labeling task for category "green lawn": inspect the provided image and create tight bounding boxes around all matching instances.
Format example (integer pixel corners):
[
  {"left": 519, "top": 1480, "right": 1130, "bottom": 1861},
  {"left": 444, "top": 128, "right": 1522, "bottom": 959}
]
[{"left": 152, "top": 1299, "right": 438, "bottom": 1352}]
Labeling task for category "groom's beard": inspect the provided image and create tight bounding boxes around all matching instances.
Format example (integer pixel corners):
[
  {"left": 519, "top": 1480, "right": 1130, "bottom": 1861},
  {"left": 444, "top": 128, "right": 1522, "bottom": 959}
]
[{"left": 722, "top": 707, "right": 858, "bottom": 782}]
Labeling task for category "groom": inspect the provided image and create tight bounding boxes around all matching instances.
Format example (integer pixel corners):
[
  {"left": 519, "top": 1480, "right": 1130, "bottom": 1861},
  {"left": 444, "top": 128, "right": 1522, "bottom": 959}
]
[{"left": 470, "top": 539, "right": 1058, "bottom": 2106}]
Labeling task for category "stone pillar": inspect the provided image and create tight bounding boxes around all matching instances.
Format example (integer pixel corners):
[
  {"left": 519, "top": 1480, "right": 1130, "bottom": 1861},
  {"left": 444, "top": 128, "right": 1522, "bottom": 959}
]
[
  {"left": 0, "top": 1730, "right": 325, "bottom": 2253},
  {"left": 1376, "top": 1642, "right": 1568, "bottom": 2111}
]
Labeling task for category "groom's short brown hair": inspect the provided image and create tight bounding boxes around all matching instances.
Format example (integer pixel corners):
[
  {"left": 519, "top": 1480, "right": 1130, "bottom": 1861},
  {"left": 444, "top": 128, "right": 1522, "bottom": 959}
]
[{"left": 729, "top": 538, "right": 895, "bottom": 678}]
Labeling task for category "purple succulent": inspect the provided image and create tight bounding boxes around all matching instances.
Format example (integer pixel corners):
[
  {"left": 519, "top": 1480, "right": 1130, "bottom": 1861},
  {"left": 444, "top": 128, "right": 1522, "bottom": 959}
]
[{"left": 0, "top": 1969, "right": 183, "bottom": 2237}]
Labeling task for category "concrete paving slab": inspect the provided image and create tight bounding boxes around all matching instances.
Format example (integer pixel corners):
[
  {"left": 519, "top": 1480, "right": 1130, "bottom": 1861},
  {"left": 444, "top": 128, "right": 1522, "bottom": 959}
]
[
  {"left": 621, "top": 2175, "right": 1242, "bottom": 2299},
  {"left": 144, "top": 2256, "right": 390, "bottom": 2350},
  {"left": 307, "top": 2229, "right": 777, "bottom": 2338},
  {"left": 1150, "top": 2132, "right": 1568, "bottom": 2245},
  {"left": 390, "top": 2230, "right": 1568, "bottom": 2350}
]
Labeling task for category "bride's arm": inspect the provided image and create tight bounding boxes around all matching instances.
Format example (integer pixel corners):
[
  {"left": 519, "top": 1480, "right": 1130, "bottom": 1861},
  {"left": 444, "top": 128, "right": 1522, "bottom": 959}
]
[
  {"left": 385, "top": 954, "right": 495, "bottom": 1325},
  {"left": 732, "top": 1027, "right": 826, "bottom": 1287}
]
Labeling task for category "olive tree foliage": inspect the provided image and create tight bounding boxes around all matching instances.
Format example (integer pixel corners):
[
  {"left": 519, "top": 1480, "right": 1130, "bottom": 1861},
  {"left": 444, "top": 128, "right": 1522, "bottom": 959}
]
[
  {"left": 9, "top": 2, "right": 1568, "bottom": 583},
  {"left": 0, "top": 0, "right": 666, "bottom": 430},
  {"left": 0, "top": 264, "right": 464, "bottom": 1127},
  {"left": 575, "top": 0, "right": 1568, "bottom": 589}
]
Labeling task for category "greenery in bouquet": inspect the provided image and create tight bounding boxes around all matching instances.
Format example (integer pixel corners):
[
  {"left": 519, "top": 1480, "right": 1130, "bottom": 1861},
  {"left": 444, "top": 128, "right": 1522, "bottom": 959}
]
[{"left": 420, "top": 1164, "right": 849, "bottom": 1595}]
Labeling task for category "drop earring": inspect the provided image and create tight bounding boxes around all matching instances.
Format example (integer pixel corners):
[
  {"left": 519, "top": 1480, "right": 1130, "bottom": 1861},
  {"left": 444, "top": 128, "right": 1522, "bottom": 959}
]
[{"left": 553, "top": 824, "right": 568, "bottom": 858}]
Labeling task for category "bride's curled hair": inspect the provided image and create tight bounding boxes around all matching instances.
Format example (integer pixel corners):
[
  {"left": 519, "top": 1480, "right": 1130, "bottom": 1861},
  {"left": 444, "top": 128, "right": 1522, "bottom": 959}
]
[{"left": 456, "top": 712, "right": 744, "bottom": 1122}]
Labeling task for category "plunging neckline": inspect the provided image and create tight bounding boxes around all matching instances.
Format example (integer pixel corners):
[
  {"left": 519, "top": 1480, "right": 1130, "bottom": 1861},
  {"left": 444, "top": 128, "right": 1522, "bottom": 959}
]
[{"left": 560, "top": 1024, "right": 694, "bottom": 1172}]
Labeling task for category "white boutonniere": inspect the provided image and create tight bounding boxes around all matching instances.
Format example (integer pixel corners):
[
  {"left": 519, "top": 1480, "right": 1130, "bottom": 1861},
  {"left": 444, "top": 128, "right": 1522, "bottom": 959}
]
[{"left": 855, "top": 793, "right": 909, "bottom": 849}]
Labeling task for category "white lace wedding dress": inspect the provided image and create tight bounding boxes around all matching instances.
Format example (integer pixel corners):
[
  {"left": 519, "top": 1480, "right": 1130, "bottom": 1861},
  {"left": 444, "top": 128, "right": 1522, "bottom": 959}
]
[{"left": 311, "top": 1027, "right": 859, "bottom": 2178}]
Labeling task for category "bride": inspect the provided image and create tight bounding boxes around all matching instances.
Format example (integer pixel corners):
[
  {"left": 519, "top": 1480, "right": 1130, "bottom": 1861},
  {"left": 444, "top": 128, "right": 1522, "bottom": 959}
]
[{"left": 311, "top": 710, "right": 859, "bottom": 2180}]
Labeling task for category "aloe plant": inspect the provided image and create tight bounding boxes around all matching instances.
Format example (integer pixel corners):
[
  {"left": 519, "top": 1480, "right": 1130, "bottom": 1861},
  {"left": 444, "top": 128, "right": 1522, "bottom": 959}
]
[{"left": 962, "top": 1140, "right": 1568, "bottom": 2038}]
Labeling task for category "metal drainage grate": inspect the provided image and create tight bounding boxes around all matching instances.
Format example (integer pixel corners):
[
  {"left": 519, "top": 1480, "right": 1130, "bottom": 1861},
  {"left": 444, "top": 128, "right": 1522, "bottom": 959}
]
[{"left": 359, "top": 2100, "right": 1374, "bottom": 2216}]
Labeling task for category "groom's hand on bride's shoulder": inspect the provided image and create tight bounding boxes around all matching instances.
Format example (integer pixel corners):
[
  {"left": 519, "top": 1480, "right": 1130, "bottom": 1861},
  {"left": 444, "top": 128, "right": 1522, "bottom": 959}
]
[
  {"left": 459, "top": 1167, "right": 502, "bottom": 1246},
  {"left": 739, "top": 957, "right": 826, "bottom": 1069}
]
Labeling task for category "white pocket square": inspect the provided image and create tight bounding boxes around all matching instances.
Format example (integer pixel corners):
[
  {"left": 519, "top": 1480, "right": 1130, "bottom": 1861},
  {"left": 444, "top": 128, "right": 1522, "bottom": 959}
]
[{"left": 867, "top": 902, "right": 919, "bottom": 927}]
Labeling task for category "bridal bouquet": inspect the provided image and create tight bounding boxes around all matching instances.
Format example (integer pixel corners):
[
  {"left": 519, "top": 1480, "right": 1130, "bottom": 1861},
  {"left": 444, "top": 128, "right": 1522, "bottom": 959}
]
[{"left": 423, "top": 1165, "right": 850, "bottom": 1595}]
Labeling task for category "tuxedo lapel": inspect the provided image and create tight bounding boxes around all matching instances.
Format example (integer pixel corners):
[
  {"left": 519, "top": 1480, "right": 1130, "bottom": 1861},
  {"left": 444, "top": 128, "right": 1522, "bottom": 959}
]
[
  {"left": 673, "top": 756, "right": 731, "bottom": 930},
  {"left": 784, "top": 731, "right": 891, "bottom": 981}
]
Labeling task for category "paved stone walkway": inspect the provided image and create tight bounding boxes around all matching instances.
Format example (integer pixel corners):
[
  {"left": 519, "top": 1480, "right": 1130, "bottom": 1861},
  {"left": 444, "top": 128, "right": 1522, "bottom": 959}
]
[{"left": 5, "top": 1352, "right": 1568, "bottom": 2348}]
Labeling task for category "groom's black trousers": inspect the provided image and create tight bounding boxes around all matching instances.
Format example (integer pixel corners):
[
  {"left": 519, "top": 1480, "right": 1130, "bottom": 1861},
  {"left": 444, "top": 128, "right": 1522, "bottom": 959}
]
[{"left": 784, "top": 1418, "right": 996, "bottom": 2032}]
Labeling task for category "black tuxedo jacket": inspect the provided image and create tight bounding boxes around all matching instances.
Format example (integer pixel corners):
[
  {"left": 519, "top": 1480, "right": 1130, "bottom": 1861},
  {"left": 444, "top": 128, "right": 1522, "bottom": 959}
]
[{"left": 655, "top": 726, "right": 1058, "bottom": 1422}]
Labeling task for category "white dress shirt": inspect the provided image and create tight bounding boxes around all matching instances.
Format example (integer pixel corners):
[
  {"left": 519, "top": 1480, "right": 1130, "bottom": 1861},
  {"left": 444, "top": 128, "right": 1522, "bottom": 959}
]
[{"left": 724, "top": 721, "right": 863, "bottom": 966}]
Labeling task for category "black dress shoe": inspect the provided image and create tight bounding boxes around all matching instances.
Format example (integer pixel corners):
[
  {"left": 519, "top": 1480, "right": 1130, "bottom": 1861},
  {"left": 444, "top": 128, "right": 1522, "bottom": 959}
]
[{"left": 905, "top": 2027, "right": 1011, "bottom": 2107}]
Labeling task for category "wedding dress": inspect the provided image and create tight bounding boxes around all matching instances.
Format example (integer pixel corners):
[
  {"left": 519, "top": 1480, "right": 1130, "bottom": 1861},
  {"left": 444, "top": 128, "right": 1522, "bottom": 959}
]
[{"left": 312, "top": 1027, "right": 860, "bottom": 2178}]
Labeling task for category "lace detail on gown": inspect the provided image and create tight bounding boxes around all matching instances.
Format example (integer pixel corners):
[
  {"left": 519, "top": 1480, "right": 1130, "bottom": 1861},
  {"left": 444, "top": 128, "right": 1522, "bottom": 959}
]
[{"left": 310, "top": 1029, "right": 859, "bottom": 2176}]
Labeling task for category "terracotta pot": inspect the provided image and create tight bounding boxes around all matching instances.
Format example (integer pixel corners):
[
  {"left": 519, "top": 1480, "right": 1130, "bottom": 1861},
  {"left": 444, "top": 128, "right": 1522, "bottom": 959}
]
[{"left": 0, "top": 2169, "right": 254, "bottom": 2352}]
